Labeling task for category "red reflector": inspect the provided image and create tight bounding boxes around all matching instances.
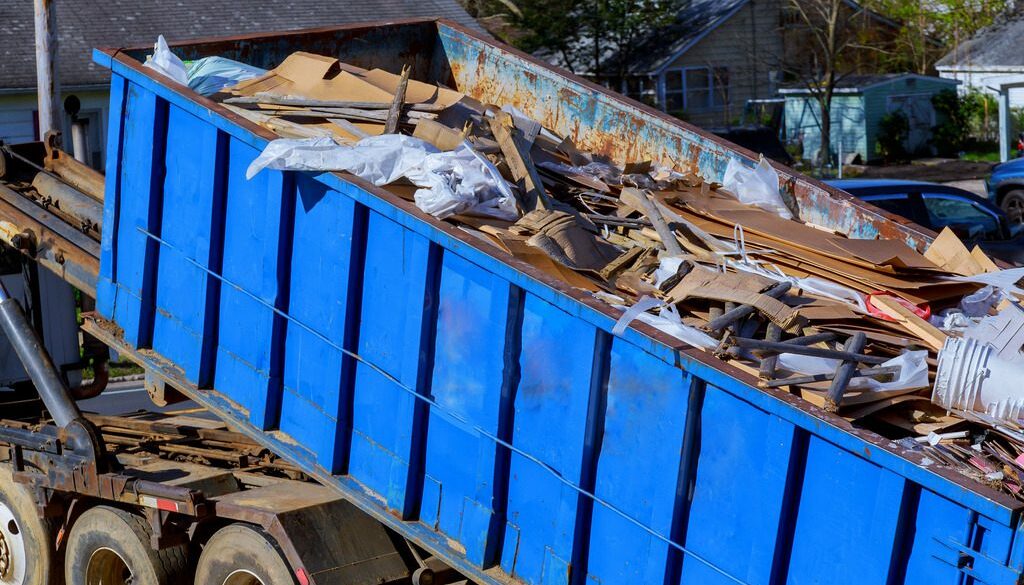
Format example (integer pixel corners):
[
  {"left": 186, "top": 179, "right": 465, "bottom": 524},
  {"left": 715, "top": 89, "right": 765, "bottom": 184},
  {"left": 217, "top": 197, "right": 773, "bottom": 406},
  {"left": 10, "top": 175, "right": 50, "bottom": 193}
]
[
  {"left": 296, "top": 568, "right": 310, "bottom": 585},
  {"left": 156, "top": 499, "right": 178, "bottom": 513}
]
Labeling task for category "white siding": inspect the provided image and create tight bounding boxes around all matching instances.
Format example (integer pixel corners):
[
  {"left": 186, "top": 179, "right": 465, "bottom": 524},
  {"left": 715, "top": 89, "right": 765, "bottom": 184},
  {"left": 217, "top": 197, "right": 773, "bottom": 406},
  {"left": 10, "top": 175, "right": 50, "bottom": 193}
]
[
  {"left": 0, "top": 90, "right": 109, "bottom": 169},
  {"left": 938, "top": 67, "right": 1024, "bottom": 109}
]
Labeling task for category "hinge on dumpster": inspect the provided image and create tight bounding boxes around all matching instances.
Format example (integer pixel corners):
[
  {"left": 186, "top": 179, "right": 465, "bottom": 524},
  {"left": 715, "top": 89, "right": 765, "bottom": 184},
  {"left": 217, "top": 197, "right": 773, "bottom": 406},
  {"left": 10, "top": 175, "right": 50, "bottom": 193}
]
[{"left": 933, "top": 537, "right": 1024, "bottom": 584}]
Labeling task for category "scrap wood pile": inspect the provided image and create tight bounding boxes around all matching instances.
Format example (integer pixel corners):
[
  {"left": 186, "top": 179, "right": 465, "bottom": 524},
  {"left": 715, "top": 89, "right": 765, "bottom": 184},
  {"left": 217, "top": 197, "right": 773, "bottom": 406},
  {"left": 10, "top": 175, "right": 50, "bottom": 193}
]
[{"left": 161, "top": 47, "right": 1024, "bottom": 498}]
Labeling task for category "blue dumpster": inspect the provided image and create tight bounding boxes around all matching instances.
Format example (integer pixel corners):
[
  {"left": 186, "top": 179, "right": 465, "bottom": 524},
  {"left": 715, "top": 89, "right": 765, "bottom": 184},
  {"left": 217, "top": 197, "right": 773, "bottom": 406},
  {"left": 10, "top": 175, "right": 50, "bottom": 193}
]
[{"left": 91, "top": 19, "right": 1024, "bottom": 585}]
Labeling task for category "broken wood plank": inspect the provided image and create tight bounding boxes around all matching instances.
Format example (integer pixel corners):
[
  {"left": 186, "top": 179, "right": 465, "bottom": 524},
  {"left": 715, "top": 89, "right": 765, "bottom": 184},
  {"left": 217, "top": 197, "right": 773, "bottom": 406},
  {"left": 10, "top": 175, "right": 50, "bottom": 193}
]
[
  {"left": 223, "top": 94, "right": 448, "bottom": 112},
  {"left": 224, "top": 105, "right": 337, "bottom": 140},
  {"left": 870, "top": 295, "right": 947, "bottom": 351},
  {"left": 621, "top": 187, "right": 684, "bottom": 256},
  {"left": 385, "top": 66, "right": 411, "bottom": 134},
  {"left": 488, "top": 109, "right": 550, "bottom": 212}
]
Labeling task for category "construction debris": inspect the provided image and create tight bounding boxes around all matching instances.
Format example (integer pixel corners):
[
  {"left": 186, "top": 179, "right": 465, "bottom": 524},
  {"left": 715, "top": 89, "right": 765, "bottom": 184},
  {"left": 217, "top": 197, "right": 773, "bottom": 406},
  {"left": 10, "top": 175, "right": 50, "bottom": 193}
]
[{"left": 195, "top": 50, "right": 1024, "bottom": 500}]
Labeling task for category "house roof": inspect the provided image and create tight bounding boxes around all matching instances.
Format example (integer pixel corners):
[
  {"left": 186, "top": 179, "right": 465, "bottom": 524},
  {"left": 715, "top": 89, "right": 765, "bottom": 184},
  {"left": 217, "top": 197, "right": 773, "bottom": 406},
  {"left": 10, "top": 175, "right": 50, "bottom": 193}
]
[
  {"left": 613, "top": 0, "right": 749, "bottom": 76},
  {"left": 936, "top": 10, "right": 1024, "bottom": 71},
  {"left": 0, "top": 0, "right": 484, "bottom": 92},
  {"left": 778, "top": 73, "right": 957, "bottom": 95},
  {"left": 597, "top": 0, "right": 906, "bottom": 78}
]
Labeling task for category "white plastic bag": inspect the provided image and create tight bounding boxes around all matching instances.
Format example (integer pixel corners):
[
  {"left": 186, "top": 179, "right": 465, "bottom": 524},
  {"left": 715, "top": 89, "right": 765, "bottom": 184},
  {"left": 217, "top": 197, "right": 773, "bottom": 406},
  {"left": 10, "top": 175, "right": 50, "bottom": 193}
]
[
  {"left": 778, "top": 350, "right": 928, "bottom": 392},
  {"left": 611, "top": 297, "right": 718, "bottom": 349},
  {"left": 722, "top": 155, "right": 793, "bottom": 219},
  {"left": 187, "top": 56, "right": 265, "bottom": 96},
  {"left": 143, "top": 35, "right": 188, "bottom": 86},
  {"left": 247, "top": 135, "right": 518, "bottom": 220}
]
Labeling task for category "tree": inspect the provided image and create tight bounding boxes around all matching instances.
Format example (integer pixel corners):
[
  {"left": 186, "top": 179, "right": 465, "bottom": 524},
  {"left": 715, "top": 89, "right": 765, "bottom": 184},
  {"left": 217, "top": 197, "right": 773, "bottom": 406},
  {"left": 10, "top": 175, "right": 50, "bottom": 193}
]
[
  {"left": 464, "top": 0, "right": 684, "bottom": 79},
  {"left": 780, "top": 0, "right": 883, "bottom": 168},
  {"left": 863, "top": 0, "right": 1010, "bottom": 74}
]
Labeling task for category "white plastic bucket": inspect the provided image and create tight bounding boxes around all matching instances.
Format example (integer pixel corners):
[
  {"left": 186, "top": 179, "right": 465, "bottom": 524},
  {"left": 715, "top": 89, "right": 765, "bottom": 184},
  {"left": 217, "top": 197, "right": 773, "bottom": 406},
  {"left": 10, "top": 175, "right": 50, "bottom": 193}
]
[{"left": 933, "top": 337, "right": 1024, "bottom": 421}]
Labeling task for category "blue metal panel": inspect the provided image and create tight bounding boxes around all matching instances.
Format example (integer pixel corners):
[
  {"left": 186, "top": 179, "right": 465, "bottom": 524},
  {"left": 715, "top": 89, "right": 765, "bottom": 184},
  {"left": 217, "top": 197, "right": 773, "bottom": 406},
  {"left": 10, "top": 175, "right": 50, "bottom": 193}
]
[
  {"left": 279, "top": 175, "right": 365, "bottom": 473},
  {"left": 501, "top": 293, "right": 598, "bottom": 585},
  {"left": 108, "top": 83, "right": 168, "bottom": 348},
  {"left": 348, "top": 211, "right": 438, "bottom": 515},
  {"left": 785, "top": 436, "right": 907, "bottom": 585},
  {"left": 681, "top": 386, "right": 799, "bottom": 584},
  {"left": 421, "top": 253, "right": 518, "bottom": 566},
  {"left": 212, "top": 139, "right": 294, "bottom": 430},
  {"left": 585, "top": 338, "right": 691, "bottom": 584},
  {"left": 151, "top": 105, "right": 226, "bottom": 384},
  {"left": 900, "top": 488, "right": 972, "bottom": 584},
  {"left": 97, "top": 73, "right": 128, "bottom": 319}
]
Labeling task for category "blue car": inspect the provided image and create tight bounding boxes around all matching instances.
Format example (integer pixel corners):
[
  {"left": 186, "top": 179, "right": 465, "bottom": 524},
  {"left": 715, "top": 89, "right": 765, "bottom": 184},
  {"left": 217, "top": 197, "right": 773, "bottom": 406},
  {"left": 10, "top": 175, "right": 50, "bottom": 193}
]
[
  {"left": 987, "top": 158, "right": 1024, "bottom": 223},
  {"left": 827, "top": 179, "right": 1024, "bottom": 265}
]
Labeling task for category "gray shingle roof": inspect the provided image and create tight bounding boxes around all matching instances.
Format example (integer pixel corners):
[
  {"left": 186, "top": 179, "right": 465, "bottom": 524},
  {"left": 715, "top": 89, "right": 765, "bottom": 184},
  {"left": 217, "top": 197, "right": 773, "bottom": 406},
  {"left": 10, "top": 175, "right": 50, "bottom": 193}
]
[
  {"left": 615, "top": 0, "right": 748, "bottom": 76},
  {"left": 936, "top": 10, "right": 1024, "bottom": 70},
  {"left": 0, "top": 1, "right": 484, "bottom": 91}
]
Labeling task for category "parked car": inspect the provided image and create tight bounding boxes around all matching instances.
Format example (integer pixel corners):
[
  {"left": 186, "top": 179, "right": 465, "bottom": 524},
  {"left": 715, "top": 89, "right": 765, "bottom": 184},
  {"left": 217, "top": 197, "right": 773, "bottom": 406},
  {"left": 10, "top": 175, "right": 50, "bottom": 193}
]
[
  {"left": 987, "top": 158, "right": 1024, "bottom": 223},
  {"left": 828, "top": 179, "right": 1024, "bottom": 265}
]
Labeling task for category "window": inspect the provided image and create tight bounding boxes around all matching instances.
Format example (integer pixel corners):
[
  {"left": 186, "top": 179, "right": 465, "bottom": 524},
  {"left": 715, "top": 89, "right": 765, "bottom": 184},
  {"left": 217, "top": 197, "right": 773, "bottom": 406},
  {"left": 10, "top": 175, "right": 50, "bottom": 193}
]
[
  {"left": 864, "top": 195, "right": 920, "bottom": 221},
  {"left": 623, "top": 76, "right": 658, "bottom": 106},
  {"left": 922, "top": 194, "right": 1002, "bottom": 241},
  {"left": 664, "top": 70, "right": 684, "bottom": 112},
  {"left": 686, "top": 68, "right": 711, "bottom": 109},
  {"left": 661, "top": 66, "right": 729, "bottom": 113}
]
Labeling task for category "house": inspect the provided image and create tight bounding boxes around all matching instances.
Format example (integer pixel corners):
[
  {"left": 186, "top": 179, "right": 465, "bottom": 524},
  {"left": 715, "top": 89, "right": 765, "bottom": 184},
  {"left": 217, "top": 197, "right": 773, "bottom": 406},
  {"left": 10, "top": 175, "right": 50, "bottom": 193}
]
[
  {"left": 564, "top": 0, "right": 905, "bottom": 129},
  {"left": 0, "top": 1, "right": 484, "bottom": 169},
  {"left": 935, "top": 10, "right": 1024, "bottom": 161},
  {"left": 781, "top": 74, "right": 957, "bottom": 163},
  {"left": 935, "top": 10, "right": 1024, "bottom": 107},
  {"left": 595, "top": 0, "right": 782, "bottom": 128}
]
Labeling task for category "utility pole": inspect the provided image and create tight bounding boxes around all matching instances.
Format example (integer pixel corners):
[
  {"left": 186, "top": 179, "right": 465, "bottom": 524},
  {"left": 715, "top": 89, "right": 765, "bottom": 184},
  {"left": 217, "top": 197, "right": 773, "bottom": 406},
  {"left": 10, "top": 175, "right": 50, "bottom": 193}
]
[{"left": 34, "top": 0, "right": 61, "bottom": 138}]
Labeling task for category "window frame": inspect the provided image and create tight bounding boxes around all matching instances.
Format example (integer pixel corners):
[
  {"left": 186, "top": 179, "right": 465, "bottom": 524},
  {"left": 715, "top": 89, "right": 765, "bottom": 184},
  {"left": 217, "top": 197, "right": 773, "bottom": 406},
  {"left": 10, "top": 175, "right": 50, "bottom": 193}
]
[{"left": 660, "top": 66, "right": 729, "bottom": 113}]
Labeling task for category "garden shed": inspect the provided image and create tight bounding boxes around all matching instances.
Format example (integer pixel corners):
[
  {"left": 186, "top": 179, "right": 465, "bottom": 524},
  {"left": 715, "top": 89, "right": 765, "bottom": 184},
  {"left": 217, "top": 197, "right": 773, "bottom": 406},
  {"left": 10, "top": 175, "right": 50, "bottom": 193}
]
[{"left": 781, "top": 74, "right": 959, "bottom": 163}]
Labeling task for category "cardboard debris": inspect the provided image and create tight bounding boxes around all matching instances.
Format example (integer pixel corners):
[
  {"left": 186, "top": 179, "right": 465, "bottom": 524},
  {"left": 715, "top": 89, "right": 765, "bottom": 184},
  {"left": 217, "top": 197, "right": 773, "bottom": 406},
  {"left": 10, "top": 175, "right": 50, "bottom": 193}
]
[
  {"left": 210, "top": 51, "right": 1024, "bottom": 501},
  {"left": 925, "top": 227, "right": 991, "bottom": 276}
]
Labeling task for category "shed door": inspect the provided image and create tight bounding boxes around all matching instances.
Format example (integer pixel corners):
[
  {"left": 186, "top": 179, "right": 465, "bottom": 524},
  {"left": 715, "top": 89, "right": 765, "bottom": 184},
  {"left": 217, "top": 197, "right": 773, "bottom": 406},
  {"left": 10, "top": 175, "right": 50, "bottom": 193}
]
[{"left": 887, "top": 93, "right": 936, "bottom": 155}]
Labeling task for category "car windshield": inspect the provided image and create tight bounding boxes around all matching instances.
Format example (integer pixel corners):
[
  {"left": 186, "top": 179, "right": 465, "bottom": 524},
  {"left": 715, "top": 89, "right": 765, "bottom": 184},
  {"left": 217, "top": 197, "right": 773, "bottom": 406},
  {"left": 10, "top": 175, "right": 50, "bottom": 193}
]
[{"left": 922, "top": 195, "right": 1003, "bottom": 241}]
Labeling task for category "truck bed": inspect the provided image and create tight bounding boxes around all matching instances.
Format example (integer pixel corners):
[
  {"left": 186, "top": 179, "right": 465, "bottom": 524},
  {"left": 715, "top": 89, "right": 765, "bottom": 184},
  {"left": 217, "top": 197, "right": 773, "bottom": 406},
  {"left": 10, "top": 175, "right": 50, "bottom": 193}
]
[{"left": 89, "top": 19, "right": 1024, "bottom": 585}]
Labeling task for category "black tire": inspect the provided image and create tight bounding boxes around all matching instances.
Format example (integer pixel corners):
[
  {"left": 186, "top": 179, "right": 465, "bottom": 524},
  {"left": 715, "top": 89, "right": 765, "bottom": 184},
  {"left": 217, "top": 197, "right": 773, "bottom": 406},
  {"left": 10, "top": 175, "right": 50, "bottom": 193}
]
[
  {"left": 195, "top": 524, "right": 295, "bottom": 585},
  {"left": 64, "top": 506, "right": 187, "bottom": 585},
  {"left": 1001, "top": 189, "right": 1024, "bottom": 224},
  {"left": 0, "top": 465, "right": 60, "bottom": 585}
]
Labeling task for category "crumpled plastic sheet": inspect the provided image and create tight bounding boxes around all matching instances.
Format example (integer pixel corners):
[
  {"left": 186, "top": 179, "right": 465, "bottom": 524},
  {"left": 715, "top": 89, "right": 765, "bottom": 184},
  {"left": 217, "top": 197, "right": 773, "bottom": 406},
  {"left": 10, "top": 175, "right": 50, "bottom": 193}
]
[
  {"left": 730, "top": 260, "right": 868, "bottom": 312},
  {"left": 947, "top": 267, "right": 1024, "bottom": 295},
  {"left": 246, "top": 135, "right": 519, "bottom": 220},
  {"left": 142, "top": 35, "right": 188, "bottom": 86},
  {"left": 778, "top": 350, "right": 929, "bottom": 391},
  {"left": 612, "top": 296, "right": 927, "bottom": 392},
  {"left": 537, "top": 161, "right": 622, "bottom": 184},
  {"left": 187, "top": 56, "right": 266, "bottom": 96},
  {"left": 722, "top": 155, "right": 793, "bottom": 219}
]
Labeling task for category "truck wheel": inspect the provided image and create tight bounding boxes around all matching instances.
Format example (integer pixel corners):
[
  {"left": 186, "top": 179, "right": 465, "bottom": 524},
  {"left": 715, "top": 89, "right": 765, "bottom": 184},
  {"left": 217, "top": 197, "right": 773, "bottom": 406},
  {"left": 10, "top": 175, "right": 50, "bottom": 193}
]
[
  {"left": 195, "top": 524, "right": 295, "bottom": 585},
  {"left": 1001, "top": 189, "right": 1024, "bottom": 224},
  {"left": 0, "top": 467, "right": 59, "bottom": 585},
  {"left": 64, "top": 506, "right": 187, "bottom": 585}
]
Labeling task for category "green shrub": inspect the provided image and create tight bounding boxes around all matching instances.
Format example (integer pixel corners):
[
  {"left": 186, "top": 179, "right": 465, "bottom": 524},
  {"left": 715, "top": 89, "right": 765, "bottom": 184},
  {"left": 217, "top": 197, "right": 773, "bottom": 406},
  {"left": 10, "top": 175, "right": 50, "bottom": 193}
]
[
  {"left": 877, "top": 111, "right": 909, "bottom": 163},
  {"left": 932, "top": 89, "right": 969, "bottom": 156}
]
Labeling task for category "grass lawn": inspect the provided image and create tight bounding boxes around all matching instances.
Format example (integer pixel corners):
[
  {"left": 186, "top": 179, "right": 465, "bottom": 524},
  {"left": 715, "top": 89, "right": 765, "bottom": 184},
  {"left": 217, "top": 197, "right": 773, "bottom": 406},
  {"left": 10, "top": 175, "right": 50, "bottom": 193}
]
[{"left": 961, "top": 149, "right": 1000, "bottom": 162}]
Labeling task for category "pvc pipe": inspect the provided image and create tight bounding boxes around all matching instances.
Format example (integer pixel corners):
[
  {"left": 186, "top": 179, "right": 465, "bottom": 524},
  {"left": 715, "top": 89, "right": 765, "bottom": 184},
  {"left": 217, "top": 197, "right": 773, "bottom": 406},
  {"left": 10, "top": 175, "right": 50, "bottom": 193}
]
[{"left": 933, "top": 337, "right": 1024, "bottom": 422}]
